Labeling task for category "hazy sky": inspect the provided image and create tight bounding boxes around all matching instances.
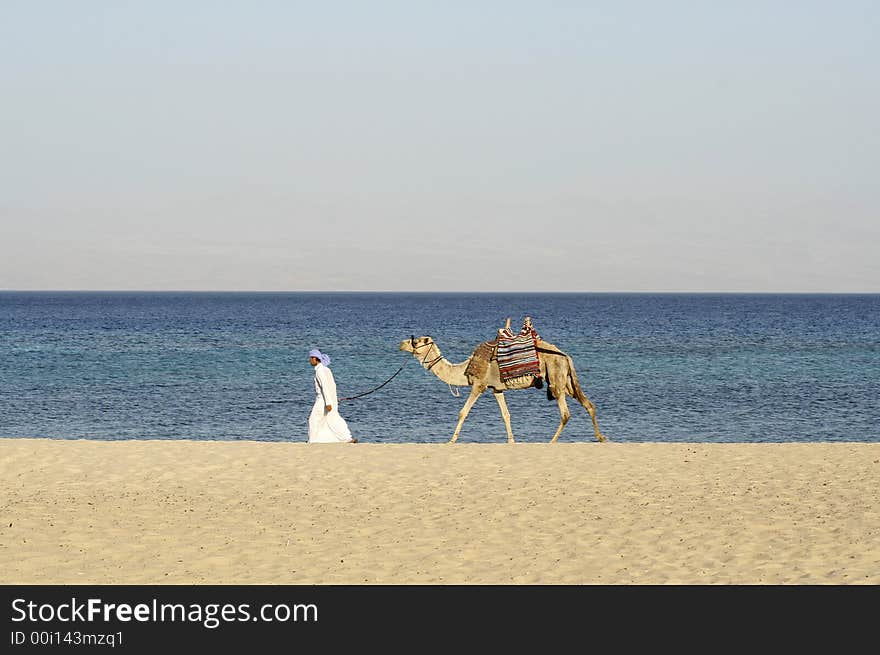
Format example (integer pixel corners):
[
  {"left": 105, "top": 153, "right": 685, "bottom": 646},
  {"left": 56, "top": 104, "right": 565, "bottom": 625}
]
[{"left": 2, "top": 2, "right": 878, "bottom": 292}]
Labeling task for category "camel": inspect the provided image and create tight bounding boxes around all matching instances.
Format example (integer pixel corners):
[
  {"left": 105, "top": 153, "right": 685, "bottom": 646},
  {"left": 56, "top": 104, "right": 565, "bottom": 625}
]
[{"left": 398, "top": 323, "right": 607, "bottom": 444}]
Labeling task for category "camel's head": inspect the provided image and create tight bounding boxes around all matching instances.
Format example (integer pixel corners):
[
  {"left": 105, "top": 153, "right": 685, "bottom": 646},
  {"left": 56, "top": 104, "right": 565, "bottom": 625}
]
[{"left": 399, "top": 335, "right": 434, "bottom": 354}]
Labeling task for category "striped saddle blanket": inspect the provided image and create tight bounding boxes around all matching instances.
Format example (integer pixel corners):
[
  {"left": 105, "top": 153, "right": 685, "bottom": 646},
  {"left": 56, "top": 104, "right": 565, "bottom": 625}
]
[{"left": 495, "top": 328, "right": 541, "bottom": 382}]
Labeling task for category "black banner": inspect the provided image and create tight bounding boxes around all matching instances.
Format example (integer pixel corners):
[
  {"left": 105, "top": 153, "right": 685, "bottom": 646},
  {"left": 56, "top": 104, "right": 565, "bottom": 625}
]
[{"left": 1, "top": 585, "right": 874, "bottom": 651}]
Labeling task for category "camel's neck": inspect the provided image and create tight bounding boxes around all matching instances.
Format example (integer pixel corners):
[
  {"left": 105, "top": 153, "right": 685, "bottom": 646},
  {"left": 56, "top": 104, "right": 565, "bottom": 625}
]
[{"left": 414, "top": 344, "right": 470, "bottom": 387}]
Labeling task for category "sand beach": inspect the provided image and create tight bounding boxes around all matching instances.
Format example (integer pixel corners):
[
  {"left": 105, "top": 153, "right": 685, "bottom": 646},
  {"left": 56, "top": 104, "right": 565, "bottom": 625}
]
[{"left": 1, "top": 439, "right": 878, "bottom": 585}]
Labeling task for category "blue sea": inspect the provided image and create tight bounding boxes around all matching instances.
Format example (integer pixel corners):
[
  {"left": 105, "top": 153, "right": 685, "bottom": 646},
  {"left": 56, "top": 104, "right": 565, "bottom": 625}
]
[{"left": 1, "top": 292, "right": 877, "bottom": 443}]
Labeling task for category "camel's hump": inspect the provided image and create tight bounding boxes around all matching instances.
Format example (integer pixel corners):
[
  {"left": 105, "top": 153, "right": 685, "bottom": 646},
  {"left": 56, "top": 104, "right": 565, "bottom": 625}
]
[{"left": 535, "top": 339, "right": 567, "bottom": 356}]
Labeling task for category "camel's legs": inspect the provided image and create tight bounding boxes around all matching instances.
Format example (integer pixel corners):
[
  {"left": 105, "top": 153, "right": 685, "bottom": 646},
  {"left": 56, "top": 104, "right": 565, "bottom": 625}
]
[
  {"left": 549, "top": 393, "right": 571, "bottom": 444},
  {"left": 450, "top": 386, "right": 484, "bottom": 444},
  {"left": 574, "top": 394, "right": 606, "bottom": 442},
  {"left": 492, "top": 392, "right": 515, "bottom": 443}
]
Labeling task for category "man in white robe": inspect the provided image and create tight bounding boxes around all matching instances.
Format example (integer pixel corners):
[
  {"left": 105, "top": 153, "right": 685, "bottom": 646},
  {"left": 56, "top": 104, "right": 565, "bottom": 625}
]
[{"left": 308, "top": 349, "right": 357, "bottom": 443}]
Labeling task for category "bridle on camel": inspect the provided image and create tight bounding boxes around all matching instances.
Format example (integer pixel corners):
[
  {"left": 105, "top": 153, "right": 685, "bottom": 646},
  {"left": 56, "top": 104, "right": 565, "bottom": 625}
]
[
  {"left": 409, "top": 335, "right": 461, "bottom": 397},
  {"left": 410, "top": 335, "right": 444, "bottom": 370}
]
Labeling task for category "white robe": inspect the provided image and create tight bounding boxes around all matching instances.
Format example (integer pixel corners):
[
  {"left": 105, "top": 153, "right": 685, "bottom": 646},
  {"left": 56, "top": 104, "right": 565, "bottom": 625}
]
[{"left": 308, "top": 363, "right": 354, "bottom": 443}]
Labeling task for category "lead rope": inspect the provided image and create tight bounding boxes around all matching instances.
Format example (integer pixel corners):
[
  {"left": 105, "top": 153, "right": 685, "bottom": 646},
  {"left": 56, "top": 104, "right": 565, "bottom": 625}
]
[{"left": 339, "top": 360, "right": 409, "bottom": 402}]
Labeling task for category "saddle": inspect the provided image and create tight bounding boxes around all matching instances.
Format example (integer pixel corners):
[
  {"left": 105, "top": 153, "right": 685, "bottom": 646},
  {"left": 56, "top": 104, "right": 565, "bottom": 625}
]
[{"left": 465, "top": 316, "right": 558, "bottom": 385}]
